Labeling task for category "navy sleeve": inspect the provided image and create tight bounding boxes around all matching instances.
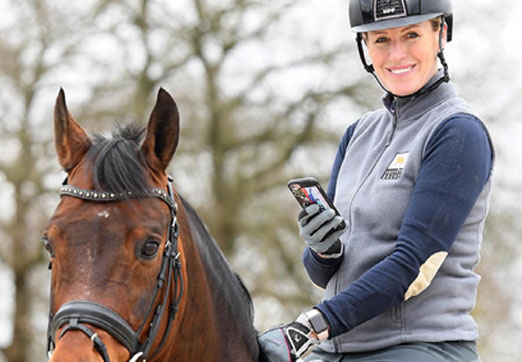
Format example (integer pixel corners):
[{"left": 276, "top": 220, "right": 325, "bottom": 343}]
[
  {"left": 302, "top": 249, "right": 344, "bottom": 288},
  {"left": 315, "top": 114, "right": 493, "bottom": 337},
  {"left": 302, "top": 121, "right": 358, "bottom": 288}
]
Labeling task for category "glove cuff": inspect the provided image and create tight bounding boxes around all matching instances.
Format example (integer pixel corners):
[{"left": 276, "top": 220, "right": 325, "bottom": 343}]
[
  {"left": 285, "top": 322, "right": 315, "bottom": 357},
  {"left": 317, "top": 242, "right": 344, "bottom": 259}
]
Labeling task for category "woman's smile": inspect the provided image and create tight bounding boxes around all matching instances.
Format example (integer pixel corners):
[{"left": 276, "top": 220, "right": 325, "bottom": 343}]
[{"left": 387, "top": 64, "right": 416, "bottom": 76}]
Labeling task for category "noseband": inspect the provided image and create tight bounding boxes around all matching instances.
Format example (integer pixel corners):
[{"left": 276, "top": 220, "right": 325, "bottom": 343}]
[{"left": 47, "top": 176, "right": 184, "bottom": 362}]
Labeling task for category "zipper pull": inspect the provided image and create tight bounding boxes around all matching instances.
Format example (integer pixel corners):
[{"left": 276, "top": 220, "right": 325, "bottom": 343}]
[{"left": 386, "top": 105, "right": 397, "bottom": 146}]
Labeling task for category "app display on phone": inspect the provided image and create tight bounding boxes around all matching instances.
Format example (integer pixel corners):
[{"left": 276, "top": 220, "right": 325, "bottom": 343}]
[{"left": 288, "top": 183, "right": 330, "bottom": 210}]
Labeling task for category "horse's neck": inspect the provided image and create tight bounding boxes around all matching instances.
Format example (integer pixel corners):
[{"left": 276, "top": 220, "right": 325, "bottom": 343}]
[
  {"left": 160, "top": 199, "right": 258, "bottom": 361},
  {"left": 175, "top": 237, "right": 224, "bottom": 358}
]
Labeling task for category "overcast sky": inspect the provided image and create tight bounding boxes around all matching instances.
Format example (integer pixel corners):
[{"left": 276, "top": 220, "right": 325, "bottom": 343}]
[{"left": 0, "top": 0, "right": 521, "bottom": 360}]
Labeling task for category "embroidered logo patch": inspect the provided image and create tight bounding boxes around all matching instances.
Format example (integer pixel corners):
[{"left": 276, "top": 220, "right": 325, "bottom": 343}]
[{"left": 382, "top": 152, "right": 409, "bottom": 180}]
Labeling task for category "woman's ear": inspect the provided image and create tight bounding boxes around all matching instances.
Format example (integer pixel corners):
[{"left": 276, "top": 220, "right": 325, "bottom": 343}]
[{"left": 440, "top": 22, "right": 448, "bottom": 51}]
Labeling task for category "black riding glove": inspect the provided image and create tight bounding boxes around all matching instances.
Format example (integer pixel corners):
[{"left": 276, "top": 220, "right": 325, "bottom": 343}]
[{"left": 258, "top": 310, "right": 329, "bottom": 362}]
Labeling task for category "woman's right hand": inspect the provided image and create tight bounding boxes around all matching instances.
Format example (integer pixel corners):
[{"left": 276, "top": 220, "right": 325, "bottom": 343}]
[{"left": 298, "top": 204, "right": 347, "bottom": 256}]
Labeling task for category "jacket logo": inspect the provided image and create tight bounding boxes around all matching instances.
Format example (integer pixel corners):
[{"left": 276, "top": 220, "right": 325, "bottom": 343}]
[{"left": 382, "top": 152, "right": 409, "bottom": 180}]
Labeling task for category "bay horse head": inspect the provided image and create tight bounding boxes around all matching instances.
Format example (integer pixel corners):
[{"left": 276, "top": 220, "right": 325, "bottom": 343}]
[{"left": 44, "top": 89, "right": 261, "bottom": 361}]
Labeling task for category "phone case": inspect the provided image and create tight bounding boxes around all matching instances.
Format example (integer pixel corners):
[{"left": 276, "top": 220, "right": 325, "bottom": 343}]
[{"left": 287, "top": 177, "right": 337, "bottom": 212}]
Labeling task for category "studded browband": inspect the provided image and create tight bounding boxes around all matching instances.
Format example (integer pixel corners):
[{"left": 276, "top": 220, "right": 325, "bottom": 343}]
[{"left": 60, "top": 185, "right": 176, "bottom": 210}]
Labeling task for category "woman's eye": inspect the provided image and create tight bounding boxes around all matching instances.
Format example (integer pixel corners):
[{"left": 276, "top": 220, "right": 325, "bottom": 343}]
[
  {"left": 140, "top": 241, "right": 160, "bottom": 259},
  {"left": 375, "top": 37, "right": 388, "bottom": 44},
  {"left": 406, "top": 32, "right": 419, "bottom": 39}
]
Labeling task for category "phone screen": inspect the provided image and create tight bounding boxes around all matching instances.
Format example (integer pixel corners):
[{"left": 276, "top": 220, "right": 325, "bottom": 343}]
[{"left": 288, "top": 183, "right": 331, "bottom": 210}]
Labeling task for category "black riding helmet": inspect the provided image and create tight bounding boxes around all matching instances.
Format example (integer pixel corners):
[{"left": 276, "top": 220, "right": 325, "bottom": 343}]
[
  {"left": 350, "top": 0, "right": 453, "bottom": 40},
  {"left": 349, "top": 0, "right": 453, "bottom": 97}
]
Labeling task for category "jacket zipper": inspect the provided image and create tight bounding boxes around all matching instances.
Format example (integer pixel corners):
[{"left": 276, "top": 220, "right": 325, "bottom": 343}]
[
  {"left": 332, "top": 100, "right": 399, "bottom": 351},
  {"left": 387, "top": 102, "right": 398, "bottom": 145}
]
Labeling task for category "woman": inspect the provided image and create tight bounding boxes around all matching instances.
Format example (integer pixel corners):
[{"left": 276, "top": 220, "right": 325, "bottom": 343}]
[{"left": 259, "top": 1, "right": 493, "bottom": 361}]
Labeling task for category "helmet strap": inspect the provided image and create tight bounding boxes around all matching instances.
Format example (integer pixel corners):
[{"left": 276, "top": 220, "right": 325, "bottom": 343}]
[
  {"left": 437, "top": 16, "right": 450, "bottom": 83},
  {"left": 356, "top": 33, "right": 374, "bottom": 73},
  {"left": 355, "top": 16, "right": 451, "bottom": 100}
]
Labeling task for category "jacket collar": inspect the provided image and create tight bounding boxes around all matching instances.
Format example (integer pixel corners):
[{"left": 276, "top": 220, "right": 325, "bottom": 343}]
[{"left": 382, "top": 70, "right": 457, "bottom": 122}]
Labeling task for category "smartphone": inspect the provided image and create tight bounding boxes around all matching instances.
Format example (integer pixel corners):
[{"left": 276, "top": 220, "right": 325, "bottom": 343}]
[{"left": 287, "top": 176, "right": 346, "bottom": 230}]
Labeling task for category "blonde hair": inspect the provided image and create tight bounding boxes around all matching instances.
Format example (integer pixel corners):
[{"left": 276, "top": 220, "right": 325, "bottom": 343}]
[{"left": 429, "top": 17, "right": 442, "bottom": 32}]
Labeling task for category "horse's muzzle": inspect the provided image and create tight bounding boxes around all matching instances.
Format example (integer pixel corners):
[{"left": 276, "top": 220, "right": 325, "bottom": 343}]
[{"left": 47, "top": 300, "right": 142, "bottom": 362}]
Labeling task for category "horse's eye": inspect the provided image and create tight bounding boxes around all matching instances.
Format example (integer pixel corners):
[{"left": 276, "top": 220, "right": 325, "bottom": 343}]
[
  {"left": 140, "top": 241, "right": 160, "bottom": 259},
  {"left": 43, "top": 237, "right": 54, "bottom": 257}
]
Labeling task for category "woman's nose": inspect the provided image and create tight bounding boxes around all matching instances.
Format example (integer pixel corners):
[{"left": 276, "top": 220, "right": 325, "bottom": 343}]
[{"left": 388, "top": 41, "right": 408, "bottom": 62}]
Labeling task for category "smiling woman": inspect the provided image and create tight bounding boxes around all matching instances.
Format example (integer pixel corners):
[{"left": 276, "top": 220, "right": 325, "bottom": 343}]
[
  {"left": 350, "top": 0, "right": 452, "bottom": 99},
  {"left": 258, "top": 1, "right": 494, "bottom": 361}
]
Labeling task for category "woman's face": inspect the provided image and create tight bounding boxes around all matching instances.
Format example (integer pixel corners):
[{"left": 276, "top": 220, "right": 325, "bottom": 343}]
[{"left": 366, "top": 20, "right": 444, "bottom": 96}]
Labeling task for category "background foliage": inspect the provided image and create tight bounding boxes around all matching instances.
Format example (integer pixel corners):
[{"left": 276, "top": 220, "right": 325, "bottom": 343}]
[{"left": 0, "top": 0, "right": 520, "bottom": 361}]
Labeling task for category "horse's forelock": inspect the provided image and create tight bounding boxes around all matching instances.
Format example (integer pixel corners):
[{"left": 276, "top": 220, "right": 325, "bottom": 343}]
[{"left": 89, "top": 124, "right": 150, "bottom": 193}]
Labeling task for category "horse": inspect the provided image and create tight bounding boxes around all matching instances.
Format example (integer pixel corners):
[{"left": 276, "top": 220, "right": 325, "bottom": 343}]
[{"left": 44, "top": 88, "right": 264, "bottom": 361}]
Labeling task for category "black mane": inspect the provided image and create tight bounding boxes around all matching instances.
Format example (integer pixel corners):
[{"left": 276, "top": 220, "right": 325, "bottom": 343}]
[{"left": 88, "top": 124, "right": 150, "bottom": 193}]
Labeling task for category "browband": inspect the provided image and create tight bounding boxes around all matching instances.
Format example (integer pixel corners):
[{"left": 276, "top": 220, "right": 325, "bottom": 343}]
[{"left": 60, "top": 185, "right": 176, "bottom": 209}]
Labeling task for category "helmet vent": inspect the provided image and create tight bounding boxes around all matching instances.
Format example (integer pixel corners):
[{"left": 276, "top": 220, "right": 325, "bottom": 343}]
[{"left": 374, "top": 0, "right": 407, "bottom": 20}]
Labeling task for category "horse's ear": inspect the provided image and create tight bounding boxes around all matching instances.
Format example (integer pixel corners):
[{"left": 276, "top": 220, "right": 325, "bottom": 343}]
[
  {"left": 54, "top": 88, "right": 92, "bottom": 172},
  {"left": 141, "top": 88, "right": 179, "bottom": 173}
]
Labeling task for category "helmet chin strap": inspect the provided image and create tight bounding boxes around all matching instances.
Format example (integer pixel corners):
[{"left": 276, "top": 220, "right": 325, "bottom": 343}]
[{"left": 356, "top": 16, "right": 450, "bottom": 100}]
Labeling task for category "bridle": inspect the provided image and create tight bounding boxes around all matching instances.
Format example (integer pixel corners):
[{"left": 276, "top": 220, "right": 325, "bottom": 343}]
[{"left": 46, "top": 176, "right": 184, "bottom": 362}]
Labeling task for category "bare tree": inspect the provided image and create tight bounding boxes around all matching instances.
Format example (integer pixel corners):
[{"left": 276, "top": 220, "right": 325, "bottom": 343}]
[
  {"left": 66, "top": 0, "right": 370, "bottom": 324},
  {"left": 0, "top": 0, "right": 366, "bottom": 358},
  {"left": 0, "top": 1, "right": 116, "bottom": 360},
  {"left": 1, "top": 1, "right": 519, "bottom": 361}
]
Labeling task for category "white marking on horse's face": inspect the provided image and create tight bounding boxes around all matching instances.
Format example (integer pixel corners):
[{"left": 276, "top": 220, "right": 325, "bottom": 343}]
[{"left": 97, "top": 210, "right": 110, "bottom": 218}]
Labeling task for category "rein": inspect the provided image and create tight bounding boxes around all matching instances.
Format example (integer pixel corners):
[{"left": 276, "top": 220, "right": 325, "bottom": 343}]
[{"left": 47, "top": 176, "right": 184, "bottom": 362}]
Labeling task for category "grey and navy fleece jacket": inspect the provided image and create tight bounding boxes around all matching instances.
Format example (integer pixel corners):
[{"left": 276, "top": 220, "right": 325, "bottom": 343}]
[{"left": 303, "top": 74, "right": 494, "bottom": 353}]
